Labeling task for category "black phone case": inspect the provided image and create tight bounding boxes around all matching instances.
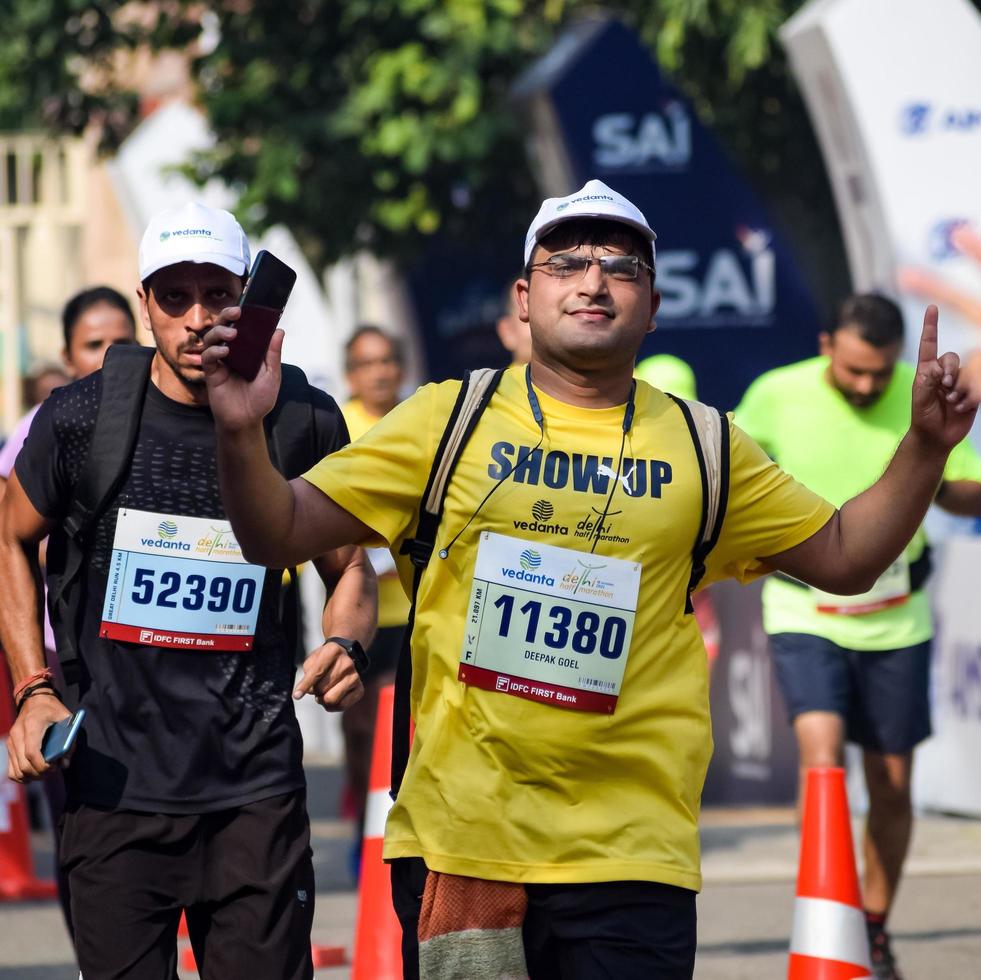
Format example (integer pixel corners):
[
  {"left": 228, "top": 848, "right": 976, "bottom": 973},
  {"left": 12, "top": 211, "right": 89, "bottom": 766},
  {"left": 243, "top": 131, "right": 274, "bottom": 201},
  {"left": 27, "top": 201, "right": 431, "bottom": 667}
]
[
  {"left": 225, "top": 250, "right": 296, "bottom": 381},
  {"left": 224, "top": 305, "right": 283, "bottom": 381}
]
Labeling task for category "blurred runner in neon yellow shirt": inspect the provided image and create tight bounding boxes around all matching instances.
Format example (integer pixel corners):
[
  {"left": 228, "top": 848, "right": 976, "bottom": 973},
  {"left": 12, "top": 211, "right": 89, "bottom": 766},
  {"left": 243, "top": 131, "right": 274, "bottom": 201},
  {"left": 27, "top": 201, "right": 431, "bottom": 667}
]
[
  {"left": 735, "top": 293, "right": 981, "bottom": 980},
  {"left": 341, "top": 324, "right": 410, "bottom": 867},
  {"left": 634, "top": 354, "right": 697, "bottom": 401}
]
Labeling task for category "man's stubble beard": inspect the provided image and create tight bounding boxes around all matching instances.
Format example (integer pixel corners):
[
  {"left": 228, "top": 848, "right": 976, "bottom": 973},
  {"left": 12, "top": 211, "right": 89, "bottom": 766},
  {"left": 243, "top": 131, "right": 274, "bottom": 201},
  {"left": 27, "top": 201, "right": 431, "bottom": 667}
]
[{"left": 159, "top": 341, "right": 207, "bottom": 392}]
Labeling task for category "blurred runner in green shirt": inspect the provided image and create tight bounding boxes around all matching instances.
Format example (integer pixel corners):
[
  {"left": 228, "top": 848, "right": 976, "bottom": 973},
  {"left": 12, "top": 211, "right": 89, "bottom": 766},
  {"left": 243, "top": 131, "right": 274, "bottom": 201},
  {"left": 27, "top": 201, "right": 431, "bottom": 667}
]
[
  {"left": 634, "top": 354, "right": 697, "bottom": 401},
  {"left": 735, "top": 293, "right": 981, "bottom": 980}
]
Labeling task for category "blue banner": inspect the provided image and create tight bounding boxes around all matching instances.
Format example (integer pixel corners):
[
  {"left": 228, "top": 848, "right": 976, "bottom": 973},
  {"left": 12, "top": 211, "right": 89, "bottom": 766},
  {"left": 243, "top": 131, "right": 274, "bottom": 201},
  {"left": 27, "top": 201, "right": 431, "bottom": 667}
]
[{"left": 513, "top": 18, "right": 822, "bottom": 410}]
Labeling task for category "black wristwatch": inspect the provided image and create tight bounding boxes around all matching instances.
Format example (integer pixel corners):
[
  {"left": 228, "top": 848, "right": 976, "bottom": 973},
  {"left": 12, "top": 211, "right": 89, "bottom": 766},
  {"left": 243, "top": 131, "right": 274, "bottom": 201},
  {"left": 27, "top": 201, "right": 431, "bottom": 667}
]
[{"left": 326, "top": 636, "right": 370, "bottom": 679}]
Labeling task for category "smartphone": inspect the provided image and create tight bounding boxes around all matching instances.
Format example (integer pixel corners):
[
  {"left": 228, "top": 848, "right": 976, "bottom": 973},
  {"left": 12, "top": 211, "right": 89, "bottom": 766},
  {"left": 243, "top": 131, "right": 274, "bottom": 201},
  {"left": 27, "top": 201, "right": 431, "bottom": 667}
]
[
  {"left": 224, "top": 250, "right": 297, "bottom": 381},
  {"left": 41, "top": 709, "right": 86, "bottom": 764}
]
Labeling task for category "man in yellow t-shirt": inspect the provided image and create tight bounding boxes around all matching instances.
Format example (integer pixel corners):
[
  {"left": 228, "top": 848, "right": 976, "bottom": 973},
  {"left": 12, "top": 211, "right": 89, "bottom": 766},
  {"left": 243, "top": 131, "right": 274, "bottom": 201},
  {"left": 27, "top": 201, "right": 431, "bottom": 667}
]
[
  {"left": 341, "top": 324, "right": 411, "bottom": 866},
  {"left": 735, "top": 293, "right": 981, "bottom": 979},
  {"left": 201, "top": 180, "right": 978, "bottom": 979}
]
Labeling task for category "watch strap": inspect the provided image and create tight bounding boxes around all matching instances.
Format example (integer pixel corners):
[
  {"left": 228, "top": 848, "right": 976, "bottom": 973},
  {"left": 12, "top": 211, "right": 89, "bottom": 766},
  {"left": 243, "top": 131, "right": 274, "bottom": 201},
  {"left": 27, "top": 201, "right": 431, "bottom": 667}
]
[{"left": 325, "top": 635, "right": 370, "bottom": 678}]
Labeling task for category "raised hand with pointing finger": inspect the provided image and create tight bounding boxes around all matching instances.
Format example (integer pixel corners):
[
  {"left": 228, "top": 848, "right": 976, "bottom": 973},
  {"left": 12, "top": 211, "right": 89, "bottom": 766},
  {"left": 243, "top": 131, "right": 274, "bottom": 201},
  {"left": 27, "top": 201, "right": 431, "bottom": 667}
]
[{"left": 910, "top": 304, "right": 978, "bottom": 447}]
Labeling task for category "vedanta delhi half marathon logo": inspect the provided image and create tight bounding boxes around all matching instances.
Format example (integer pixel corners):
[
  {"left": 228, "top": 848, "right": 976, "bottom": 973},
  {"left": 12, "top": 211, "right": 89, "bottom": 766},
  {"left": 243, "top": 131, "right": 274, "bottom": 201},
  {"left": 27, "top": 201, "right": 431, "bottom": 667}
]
[
  {"left": 519, "top": 549, "right": 542, "bottom": 571},
  {"left": 158, "top": 520, "right": 178, "bottom": 539}
]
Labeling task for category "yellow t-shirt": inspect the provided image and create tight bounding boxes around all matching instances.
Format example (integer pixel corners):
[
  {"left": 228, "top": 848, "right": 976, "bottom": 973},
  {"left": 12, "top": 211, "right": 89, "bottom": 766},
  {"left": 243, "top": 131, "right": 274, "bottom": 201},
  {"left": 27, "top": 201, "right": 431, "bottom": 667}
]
[
  {"left": 342, "top": 398, "right": 382, "bottom": 442},
  {"left": 342, "top": 398, "right": 411, "bottom": 629},
  {"left": 307, "top": 366, "right": 834, "bottom": 889}
]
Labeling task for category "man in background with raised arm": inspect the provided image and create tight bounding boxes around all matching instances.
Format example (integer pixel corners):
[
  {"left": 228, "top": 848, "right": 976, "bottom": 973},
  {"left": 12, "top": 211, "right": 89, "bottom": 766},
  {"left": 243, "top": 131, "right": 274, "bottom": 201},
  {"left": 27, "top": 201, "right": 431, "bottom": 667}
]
[{"left": 735, "top": 293, "right": 981, "bottom": 979}]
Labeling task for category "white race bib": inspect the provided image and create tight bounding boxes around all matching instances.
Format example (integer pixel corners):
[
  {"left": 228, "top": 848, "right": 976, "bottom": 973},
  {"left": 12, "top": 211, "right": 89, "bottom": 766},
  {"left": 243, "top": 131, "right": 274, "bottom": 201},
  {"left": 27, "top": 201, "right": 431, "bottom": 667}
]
[
  {"left": 812, "top": 557, "right": 910, "bottom": 615},
  {"left": 100, "top": 509, "right": 265, "bottom": 651},
  {"left": 458, "top": 532, "right": 641, "bottom": 714}
]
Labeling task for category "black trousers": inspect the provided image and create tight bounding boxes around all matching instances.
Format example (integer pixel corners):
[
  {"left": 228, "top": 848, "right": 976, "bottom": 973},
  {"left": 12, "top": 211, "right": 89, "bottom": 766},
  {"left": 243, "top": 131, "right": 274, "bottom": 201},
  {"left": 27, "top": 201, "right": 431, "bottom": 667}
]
[
  {"left": 391, "top": 857, "right": 697, "bottom": 980},
  {"left": 60, "top": 790, "right": 315, "bottom": 980}
]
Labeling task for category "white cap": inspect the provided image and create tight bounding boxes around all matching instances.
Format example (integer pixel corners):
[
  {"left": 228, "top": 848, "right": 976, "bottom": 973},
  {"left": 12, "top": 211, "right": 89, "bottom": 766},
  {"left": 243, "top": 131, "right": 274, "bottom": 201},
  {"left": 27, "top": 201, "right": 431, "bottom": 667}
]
[
  {"left": 138, "top": 201, "right": 251, "bottom": 281},
  {"left": 523, "top": 179, "right": 656, "bottom": 266}
]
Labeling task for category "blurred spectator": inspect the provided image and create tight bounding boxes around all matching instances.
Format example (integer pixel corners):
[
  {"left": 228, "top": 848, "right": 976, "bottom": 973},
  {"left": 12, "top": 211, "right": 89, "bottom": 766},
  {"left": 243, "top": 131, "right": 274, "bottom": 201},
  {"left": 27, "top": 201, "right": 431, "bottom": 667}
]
[
  {"left": 23, "top": 364, "right": 70, "bottom": 409},
  {"left": 341, "top": 324, "right": 410, "bottom": 875},
  {"left": 59, "top": 286, "right": 138, "bottom": 379},
  {"left": 495, "top": 278, "right": 533, "bottom": 366},
  {"left": 0, "top": 285, "right": 136, "bottom": 938}
]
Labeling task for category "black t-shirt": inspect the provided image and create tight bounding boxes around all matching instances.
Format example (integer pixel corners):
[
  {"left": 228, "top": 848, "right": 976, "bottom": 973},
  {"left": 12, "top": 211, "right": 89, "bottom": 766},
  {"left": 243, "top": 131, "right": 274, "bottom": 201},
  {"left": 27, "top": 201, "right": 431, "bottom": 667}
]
[{"left": 15, "top": 372, "right": 347, "bottom": 813}]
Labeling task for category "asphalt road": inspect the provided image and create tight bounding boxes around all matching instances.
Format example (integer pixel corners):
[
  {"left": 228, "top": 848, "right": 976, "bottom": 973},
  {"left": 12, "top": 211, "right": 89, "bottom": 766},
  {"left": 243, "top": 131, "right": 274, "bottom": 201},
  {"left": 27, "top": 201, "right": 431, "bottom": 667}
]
[{"left": 2, "top": 770, "right": 980, "bottom": 979}]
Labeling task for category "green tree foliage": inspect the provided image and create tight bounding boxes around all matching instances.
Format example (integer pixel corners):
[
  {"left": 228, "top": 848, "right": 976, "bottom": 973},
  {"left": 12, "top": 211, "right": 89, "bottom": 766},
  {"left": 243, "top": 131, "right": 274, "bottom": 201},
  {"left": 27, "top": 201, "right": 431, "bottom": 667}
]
[{"left": 6, "top": 0, "right": 972, "bottom": 276}]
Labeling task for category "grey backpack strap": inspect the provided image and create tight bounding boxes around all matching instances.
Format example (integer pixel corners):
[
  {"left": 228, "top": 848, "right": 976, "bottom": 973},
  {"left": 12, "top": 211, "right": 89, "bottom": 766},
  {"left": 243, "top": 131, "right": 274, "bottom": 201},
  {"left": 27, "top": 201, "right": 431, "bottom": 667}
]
[
  {"left": 667, "top": 394, "right": 730, "bottom": 612},
  {"left": 392, "top": 367, "right": 503, "bottom": 795}
]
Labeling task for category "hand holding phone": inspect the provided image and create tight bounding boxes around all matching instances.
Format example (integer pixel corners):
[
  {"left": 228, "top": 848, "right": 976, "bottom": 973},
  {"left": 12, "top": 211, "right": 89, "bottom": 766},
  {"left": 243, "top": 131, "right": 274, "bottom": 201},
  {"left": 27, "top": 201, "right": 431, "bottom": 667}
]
[
  {"left": 41, "top": 709, "right": 86, "bottom": 765},
  {"left": 224, "top": 250, "right": 297, "bottom": 381}
]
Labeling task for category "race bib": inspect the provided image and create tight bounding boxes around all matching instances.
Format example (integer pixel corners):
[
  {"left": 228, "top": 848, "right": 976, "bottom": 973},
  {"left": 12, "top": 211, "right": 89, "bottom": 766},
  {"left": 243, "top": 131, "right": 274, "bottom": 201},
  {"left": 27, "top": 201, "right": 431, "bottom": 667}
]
[
  {"left": 812, "top": 557, "right": 910, "bottom": 615},
  {"left": 458, "top": 532, "right": 641, "bottom": 714},
  {"left": 100, "top": 509, "right": 265, "bottom": 650}
]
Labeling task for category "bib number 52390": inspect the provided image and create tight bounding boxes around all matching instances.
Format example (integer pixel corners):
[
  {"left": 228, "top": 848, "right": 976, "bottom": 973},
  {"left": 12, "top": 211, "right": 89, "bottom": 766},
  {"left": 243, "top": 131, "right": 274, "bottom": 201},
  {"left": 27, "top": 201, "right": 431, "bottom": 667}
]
[{"left": 130, "top": 567, "right": 256, "bottom": 613}]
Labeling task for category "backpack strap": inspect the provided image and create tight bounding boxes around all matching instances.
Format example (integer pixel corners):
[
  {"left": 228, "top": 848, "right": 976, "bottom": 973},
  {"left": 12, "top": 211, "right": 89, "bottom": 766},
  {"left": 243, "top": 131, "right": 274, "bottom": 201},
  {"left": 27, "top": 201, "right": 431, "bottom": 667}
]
[
  {"left": 666, "top": 394, "right": 730, "bottom": 613},
  {"left": 51, "top": 345, "right": 156, "bottom": 690},
  {"left": 264, "top": 363, "right": 317, "bottom": 659},
  {"left": 391, "top": 367, "right": 503, "bottom": 796},
  {"left": 264, "top": 364, "right": 317, "bottom": 479}
]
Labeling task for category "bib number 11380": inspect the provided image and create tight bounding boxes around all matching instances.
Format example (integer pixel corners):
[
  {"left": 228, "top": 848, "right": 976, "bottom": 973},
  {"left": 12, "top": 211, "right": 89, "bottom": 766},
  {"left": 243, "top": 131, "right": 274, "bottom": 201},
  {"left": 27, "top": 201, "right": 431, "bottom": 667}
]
[
  {"left": 459, "top": 532, "right": 640, "bottom": 714},
  {"left": 493, "top": 595, "right": 627, "bottom": 660}
]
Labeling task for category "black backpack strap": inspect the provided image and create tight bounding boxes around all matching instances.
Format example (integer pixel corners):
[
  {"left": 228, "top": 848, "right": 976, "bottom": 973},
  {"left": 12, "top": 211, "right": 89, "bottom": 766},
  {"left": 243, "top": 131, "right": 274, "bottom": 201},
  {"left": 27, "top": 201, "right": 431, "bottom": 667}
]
[
  {"left": 51, "top": 345, "right": 155, "bottom": 689},
  {"left": 264, "top": 364, "right": 316, "bottom": 658},
  {"left": 391, "top": 368, "right": 503, "bottom": 796},
  {"left": 666, "top": 394, "right": 730, "bottom": 613},
  {"left": 264, "top": 364, "right": 317, "bottom": 479}
]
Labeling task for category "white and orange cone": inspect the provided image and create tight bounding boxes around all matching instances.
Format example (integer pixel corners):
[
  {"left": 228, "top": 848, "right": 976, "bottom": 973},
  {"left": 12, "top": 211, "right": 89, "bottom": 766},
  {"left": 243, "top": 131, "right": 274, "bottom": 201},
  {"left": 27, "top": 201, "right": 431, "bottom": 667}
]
[{"left": 788, "top": 767, "right": 872, "bottom": 979}]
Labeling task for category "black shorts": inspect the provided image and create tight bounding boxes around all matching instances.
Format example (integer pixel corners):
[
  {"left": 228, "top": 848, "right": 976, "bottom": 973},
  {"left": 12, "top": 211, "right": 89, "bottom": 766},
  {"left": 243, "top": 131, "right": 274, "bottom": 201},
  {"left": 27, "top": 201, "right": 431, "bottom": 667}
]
[
  {"left": 60, "top": 789, "right": 314, "bottom": 980},
  {"left": 769, "top": 632, "right": 931, "bottom": 754},
  {"left": 391, "top": 857, "right": 696, "bottom": 980}
]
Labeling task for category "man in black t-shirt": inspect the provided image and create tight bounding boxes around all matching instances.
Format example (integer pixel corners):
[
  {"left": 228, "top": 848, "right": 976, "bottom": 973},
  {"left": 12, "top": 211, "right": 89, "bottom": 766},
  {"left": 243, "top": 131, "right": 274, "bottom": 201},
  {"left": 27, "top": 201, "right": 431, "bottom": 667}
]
[{"left": 0, "top": 201, "right": 376, "bottom": 980}]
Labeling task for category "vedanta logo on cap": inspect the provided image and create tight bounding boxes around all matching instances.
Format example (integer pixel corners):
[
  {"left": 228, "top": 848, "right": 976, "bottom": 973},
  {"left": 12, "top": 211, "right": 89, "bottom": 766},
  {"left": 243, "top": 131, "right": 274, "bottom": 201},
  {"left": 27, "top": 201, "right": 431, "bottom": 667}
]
[
  {"left": 139, "top": 201, "right": 249, "bottom": 281},
  {"left": 524, "top": 178, "right": 655, "bottom": 265},
  {"left": 557, "top": 194, "right": 616, "bottom": 211},
  {"left": 162, "top": 228, "right": 223, "bottom": 241}
]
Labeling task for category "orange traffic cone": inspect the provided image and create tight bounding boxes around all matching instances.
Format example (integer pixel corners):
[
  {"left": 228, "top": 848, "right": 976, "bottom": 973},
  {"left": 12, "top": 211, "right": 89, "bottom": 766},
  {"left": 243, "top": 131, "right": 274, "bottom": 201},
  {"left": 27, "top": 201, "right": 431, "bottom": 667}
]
[
  {"left": 177, "top": 909, "right": 347, "bottom": 973},
  {"left": 0, "top": 656, "right": 58, "bottom": 901},
  {"left": 788, "top": 767, "right": 872, "bottom": 979},
  {"left": 351, "top": 683, "right": 403, "bottom": 979}
]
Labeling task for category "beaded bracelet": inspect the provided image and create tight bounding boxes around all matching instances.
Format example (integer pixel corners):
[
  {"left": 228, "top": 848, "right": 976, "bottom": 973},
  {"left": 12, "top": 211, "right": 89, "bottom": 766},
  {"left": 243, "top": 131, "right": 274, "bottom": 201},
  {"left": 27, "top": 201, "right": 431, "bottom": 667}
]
[
  {"left": 12, "top": 668, "right": 54, "bottom": 703},
  {"left": 14, "top": 682, "right": 64, "bottom": 715}
]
